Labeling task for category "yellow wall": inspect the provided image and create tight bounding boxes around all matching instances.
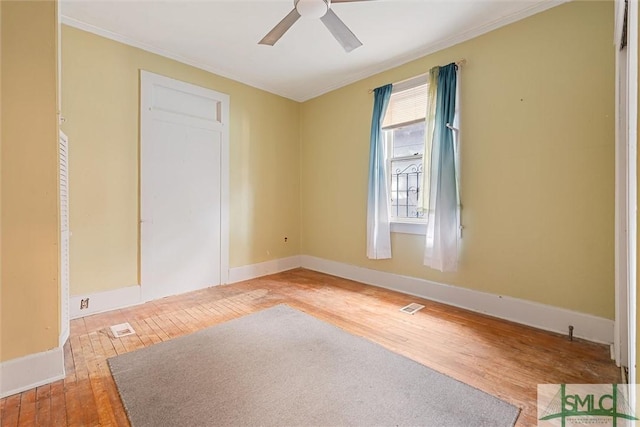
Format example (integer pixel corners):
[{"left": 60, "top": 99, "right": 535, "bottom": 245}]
[
  {"left": 1, "top": 1, "right": 60, "bottom": 361},
  {"left": 61, "top": 26, "right": 300, "bottom": 295},
  {"left": 64, "top": 2, "right": 616, "bottom": 319},
  {"left": 300, "top": 1, "right": 615, "bottom": 318}
]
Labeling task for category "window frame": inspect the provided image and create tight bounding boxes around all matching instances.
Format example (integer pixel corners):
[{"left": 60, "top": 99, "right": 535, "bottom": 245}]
[{"left": 382, "top": 75, "right": 429, "bottom": 235}]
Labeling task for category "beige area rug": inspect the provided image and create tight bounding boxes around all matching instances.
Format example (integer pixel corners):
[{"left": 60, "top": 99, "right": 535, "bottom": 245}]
[{"left": 108, "top": 304, "right": 520, "bottom": 426}]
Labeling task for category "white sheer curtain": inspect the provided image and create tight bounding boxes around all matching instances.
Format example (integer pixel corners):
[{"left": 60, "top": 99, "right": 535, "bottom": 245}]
[{"left": 422, "top": 64, "right": 461, "bottom": 272}]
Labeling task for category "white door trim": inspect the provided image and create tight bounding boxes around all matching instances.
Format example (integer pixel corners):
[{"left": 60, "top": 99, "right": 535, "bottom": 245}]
[
  {"left": 626, "top": 0, "right": 638, "bottom": 388},
  {"left": 139, "top": 70, "right": 230, "bottom": 300},
  {"left": 615, "top": 0, "right": 638, "bottom": 389},
  {"left": 615, "top": 0, "right": 629, "bottom": 368},
  {"left": 614, "top": 47, "right": 627, "bottom": 367},
  {"left": 614, "top": 0, "right": 636, "bottom": 376}
]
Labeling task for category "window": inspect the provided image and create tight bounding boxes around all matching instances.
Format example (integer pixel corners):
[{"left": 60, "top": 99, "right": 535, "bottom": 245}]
[
  {"left": 368, "top": 63, "right": 459, "bottom": 267},
  {"left": 381, "top": 76, "right": 429, "bottom": 233}
]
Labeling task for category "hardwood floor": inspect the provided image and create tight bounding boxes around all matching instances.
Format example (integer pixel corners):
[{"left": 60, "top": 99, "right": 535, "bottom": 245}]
[{"left": 0, "top": 268, "right": 620, "bottom": 426}]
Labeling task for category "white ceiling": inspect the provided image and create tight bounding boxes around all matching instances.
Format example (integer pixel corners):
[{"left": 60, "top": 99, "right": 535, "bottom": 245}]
[{"left": 60, "top": 0, "right": 564, "bottom": 102}]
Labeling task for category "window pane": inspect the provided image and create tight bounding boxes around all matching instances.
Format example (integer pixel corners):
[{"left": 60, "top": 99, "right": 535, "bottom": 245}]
[
  {"left": 390, "top": 157, "right": 425, "bottom": 220},
  {"left": 389, "top": 121, "right": 425, "bottom": 158}
]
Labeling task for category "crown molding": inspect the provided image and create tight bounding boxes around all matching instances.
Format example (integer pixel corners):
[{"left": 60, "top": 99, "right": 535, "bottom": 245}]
[
  {"left": 299, "top": 0, "right": 569, "bottom": 101},
  {"left": 61, "top": 0, "right": 568, "bottom": 103},
  {"left": 60, "top": 15, "right": 291, "bottom": 100}
]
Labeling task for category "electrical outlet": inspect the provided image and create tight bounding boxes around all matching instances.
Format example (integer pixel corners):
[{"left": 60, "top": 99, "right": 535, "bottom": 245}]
[
  {"left": 284, "top": 237, "right": 288, "bottom": 242},
  {"left": 80, "top": 298, "right": 89, "bottom": 310}
]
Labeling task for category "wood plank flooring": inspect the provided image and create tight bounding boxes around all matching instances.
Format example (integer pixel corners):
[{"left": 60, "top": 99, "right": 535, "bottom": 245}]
[{"left": 0, "top": 268, "right": 621, "bottom": 426}]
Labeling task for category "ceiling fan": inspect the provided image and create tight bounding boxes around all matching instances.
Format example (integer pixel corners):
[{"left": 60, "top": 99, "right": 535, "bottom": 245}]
[{"left": 259, "top": 0, "right": 369, "bottom": 53}]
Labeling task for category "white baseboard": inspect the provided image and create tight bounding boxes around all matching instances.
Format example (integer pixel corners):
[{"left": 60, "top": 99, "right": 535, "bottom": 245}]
[
  {"left": 69, "top": 256, "right": 301, "bottom": 319},
  {"left": 300, "top": 255, "right": 614, "bottom": 344},
  {"left": 70, "top": 285, "right": 142, "bottom": 319},
  {"left": 67, "top": 255, "right": 613, "bottom": 344},
  {"left": 0, "top": 347, "right": 65, "bottom": 398},
  {"left": 228, "top": 255, "right": 301, "bottom": 284}
]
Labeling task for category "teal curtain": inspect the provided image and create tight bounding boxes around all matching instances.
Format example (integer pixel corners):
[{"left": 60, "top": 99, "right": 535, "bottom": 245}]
[
  {"left": 366, "top": 84, "right": 393, "bottom": 259},
  {"left": 424, "top": 63, "right": 459, "bottom": 271}
]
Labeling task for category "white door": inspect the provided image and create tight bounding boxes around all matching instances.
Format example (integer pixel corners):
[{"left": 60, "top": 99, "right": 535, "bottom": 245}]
[
  {"left": 59, "top": 131, "right": 70, "bottom": 346},
  {"left": 140, "top": 71, "right": 229, "bottom": 301}
]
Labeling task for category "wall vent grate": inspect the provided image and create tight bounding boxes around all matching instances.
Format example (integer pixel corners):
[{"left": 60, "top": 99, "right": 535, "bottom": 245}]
[
  {"left": 110, "top": 322, "right": 136, "bottom": 338},
  {"left": 400, "top": 303, "right": 425, "bottom": 315}
]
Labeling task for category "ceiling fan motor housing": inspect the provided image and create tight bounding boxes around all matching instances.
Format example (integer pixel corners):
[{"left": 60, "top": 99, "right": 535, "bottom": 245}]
[
  {"left": 295, "top": 0, "right": 330, "bottom": 19},
  {"left": 260, "top": 0, "right": 361, "bottom": 53}
]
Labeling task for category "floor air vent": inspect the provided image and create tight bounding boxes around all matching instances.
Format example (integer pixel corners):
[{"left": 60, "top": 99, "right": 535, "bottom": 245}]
[
  {"left": 400, "top": 303, "right": 425, "bottom": 315},
  {"left": 110, "top": 322, "right": 136, "bottom": 338}
]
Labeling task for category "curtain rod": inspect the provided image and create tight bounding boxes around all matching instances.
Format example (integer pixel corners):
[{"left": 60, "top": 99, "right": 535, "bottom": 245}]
[{"left": 367, "top": 59, "right": 466, "bottom": 94}]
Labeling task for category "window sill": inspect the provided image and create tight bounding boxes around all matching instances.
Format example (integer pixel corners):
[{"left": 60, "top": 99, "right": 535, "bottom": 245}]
[{"left": 390, "top": 221, "right": 426, "bottom": 235}]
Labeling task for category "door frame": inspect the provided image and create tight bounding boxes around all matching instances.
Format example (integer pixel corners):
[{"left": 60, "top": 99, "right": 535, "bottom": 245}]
[
  {"left": 627, "top": 0, "right": 638, "bottom": 388},
  {"left": 615, "top": 0, "right": 637, "bottom": 388},
  {"left": 139, "top": 70, "right": 230, "bottom": 300},
  {"left": 615, "top": 0, "right": 630, "bottom": 370}
]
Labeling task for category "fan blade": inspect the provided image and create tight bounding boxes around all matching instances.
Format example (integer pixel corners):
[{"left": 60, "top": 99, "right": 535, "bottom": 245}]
[
  {"left": 320, "top": 8, "right": 362, "bottom": 52},
  {"left": 259, "top": 8, "right": 301, "bottom": 46}
]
